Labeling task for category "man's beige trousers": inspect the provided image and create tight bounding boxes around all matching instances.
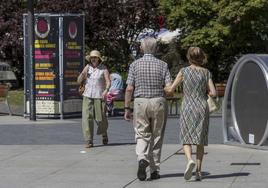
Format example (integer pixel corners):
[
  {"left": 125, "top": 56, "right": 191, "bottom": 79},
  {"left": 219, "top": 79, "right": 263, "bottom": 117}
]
[{"left": 133, "top": 97, "right": 168, "bottom": 173}]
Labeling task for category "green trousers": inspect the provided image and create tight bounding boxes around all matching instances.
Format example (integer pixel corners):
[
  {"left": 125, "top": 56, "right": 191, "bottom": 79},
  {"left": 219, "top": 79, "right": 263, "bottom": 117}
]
[{"left": 82, "top": 97, "right": 108, "bottom": 142}]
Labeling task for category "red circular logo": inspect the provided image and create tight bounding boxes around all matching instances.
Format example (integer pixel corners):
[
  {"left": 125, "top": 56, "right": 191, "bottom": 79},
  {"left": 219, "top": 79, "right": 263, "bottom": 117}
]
[
  {"left": 68, "top": 21, "right": 77, "bottom": 39},
  {"left": 37, "top": 19, "right": 48, "bottom": 33},
  {"left": 35, "top": 18, "right": 50, "bottom": 38}
]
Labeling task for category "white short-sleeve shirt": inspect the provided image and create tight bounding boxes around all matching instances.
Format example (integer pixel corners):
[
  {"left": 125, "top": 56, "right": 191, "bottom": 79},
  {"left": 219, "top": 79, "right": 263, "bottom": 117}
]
[{"left": 83, "top": 64, "right": 107, "bottom": 99}]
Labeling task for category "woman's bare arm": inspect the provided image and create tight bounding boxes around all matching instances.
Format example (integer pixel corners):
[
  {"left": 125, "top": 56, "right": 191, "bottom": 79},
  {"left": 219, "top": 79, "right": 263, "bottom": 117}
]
[{"left": 208, "top": 79, "right": 217, "bottom": 97}]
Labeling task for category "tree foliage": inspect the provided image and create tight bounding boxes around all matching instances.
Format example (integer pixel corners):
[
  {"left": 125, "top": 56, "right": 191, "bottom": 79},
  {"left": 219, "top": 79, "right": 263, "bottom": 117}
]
[
  {"left": 82, "top": 0, "right": 159, "bottom": 77},
  {"left": 0, "top": 0, "right": 25, "bottom": 84},
  {"left": 36, "top": 0, "right": 159, "bottom": 78},
  {"left": 0, "top": 0, "right": 159, "bottom": 85},
  {"left": 160, "top": 0, "right": 268, "bottom": 82}
]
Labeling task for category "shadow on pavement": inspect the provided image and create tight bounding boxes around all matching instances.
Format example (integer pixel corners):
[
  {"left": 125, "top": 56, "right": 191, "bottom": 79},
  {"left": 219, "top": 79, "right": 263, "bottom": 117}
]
[
  {"left": 160, "top": 172, "right": 211, "bottom": 179},
  {"left": 160, "top": 171, "right": 250, "bottom": 180},
  {"left": 160, "top": 172, "right": 185, "bottom": 179},
  {"left": 203, "top": 172, "right": 250, "bottom": 179},
  {"left": 92, "top": 143, "right": 135, "bottom": 148}
]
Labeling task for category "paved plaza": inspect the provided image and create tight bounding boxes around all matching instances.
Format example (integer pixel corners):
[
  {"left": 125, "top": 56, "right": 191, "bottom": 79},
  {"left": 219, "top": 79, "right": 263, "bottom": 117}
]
[{"left": 0, "top": 115, "right": 267, "bottom": 188}]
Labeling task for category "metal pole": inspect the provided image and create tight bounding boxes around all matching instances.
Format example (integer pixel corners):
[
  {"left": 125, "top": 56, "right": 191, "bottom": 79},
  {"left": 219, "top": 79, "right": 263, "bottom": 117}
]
[
  {"left": 59, "top": 16, "right": 64, "bottom": 120},
  {"left": 27, "top": 0, "right": 36, "bottom": 120}
]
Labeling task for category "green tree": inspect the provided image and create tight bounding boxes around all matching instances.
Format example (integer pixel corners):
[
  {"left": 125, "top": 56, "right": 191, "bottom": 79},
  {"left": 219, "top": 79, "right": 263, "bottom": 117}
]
[
  {"left": 160, "top": 0, "right": 268, "bottom": 82},
  {"left": 156, "top": 40, "right": 184, "bottom": 78}
]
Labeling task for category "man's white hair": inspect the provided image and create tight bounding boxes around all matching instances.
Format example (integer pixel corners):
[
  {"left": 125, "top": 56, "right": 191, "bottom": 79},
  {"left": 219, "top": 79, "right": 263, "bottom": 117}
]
[{"left": 141, "top": 37, "right": 157, "bottom": 54}]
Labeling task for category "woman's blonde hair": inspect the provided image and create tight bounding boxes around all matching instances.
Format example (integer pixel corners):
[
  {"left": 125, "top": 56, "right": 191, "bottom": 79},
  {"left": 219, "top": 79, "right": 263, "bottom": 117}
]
[{"left": 186, "top": 47, "right": 207, "bottom": 65}]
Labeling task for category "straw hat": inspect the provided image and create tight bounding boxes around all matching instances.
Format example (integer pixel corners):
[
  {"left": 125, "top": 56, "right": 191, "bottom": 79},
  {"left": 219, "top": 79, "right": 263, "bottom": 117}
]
[{"left": 85, "top": 50, "right": 103, "bottom": 62}]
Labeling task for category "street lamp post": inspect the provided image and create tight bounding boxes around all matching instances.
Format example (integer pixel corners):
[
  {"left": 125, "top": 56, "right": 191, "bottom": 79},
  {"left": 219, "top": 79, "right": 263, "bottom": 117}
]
[{"left": 27, "top": 0, "right": 36, "bottom": 120}]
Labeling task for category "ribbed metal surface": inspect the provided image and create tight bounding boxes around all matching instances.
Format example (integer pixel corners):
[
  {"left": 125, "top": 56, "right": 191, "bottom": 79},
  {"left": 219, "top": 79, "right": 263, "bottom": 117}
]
[{"left": 223, "top": 54, "right": 268, "bottom": 146}]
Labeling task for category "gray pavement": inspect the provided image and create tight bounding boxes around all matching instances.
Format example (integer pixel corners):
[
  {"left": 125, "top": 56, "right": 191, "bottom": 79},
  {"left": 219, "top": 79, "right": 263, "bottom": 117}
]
[
  {"left": 0, "top": 115, "right": 267, "bottom": 188},
  {"left": 0, "top": 115, "right": 223, "bottom": 145}
]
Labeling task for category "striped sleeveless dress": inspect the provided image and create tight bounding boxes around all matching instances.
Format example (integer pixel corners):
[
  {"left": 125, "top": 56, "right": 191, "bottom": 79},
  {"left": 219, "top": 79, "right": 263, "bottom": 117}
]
[{"left": 179, "top": 66, "right": 211, "bottom": 146}]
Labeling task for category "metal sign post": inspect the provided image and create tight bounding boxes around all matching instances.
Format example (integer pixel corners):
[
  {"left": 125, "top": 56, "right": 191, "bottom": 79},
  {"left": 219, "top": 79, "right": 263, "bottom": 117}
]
[
  {"left": 23, "top": 14, "right": 84, "bottom": 119},
  {"left": 27, "top": 0, "right": 36, "bottom": 121}
]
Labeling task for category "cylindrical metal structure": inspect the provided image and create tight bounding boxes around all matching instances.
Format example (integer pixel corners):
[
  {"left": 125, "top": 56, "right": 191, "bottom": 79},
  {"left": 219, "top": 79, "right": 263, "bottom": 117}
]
[{"left": 222, "top": 54, "right": 268, "bottom": 146}]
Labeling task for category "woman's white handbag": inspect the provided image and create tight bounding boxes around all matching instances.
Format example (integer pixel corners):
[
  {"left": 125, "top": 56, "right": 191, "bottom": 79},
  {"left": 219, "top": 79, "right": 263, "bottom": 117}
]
[{"left": 207, "top": 95, "right": 218, "bottom": 113}]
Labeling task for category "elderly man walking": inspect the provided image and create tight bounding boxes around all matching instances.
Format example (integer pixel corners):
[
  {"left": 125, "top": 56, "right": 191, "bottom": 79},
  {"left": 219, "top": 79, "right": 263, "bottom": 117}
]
[{"left": 124, "top": 37, "right": 172, "bottom": 181}]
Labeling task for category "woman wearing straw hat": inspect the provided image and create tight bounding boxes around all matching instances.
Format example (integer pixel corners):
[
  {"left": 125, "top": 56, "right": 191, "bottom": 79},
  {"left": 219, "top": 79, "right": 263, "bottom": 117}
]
[{"left": 77, "top": 50, "right": 111, "bottom": 148}]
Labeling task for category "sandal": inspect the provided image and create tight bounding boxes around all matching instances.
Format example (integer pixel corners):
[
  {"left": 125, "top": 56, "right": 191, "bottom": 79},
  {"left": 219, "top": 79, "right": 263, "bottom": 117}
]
[
  {"left": 102, "top": 136, "right": 108, "bottom": 145},
  {"left": 195, "top": 171, "right": 202, "bottom": 181},
  {"left": 85, "top": 141, "right": 93, "bottom": 148}
]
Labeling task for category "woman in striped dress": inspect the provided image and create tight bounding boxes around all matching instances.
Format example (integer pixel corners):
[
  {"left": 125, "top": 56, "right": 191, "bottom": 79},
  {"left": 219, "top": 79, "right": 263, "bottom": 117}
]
[{"left": 165, "top": 47, "right": 216, "bottom": 181}]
